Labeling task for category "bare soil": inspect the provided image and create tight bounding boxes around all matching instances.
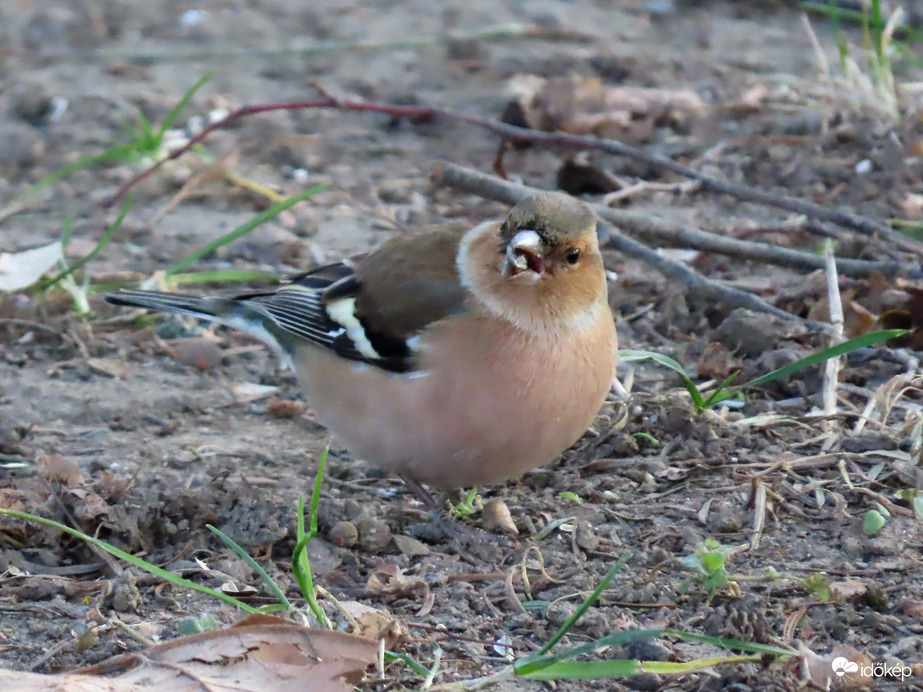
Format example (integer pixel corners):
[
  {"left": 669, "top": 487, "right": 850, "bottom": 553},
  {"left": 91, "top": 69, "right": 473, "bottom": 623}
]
[{"left": 1, "top": 1, "right": 923, "bottom": 690}]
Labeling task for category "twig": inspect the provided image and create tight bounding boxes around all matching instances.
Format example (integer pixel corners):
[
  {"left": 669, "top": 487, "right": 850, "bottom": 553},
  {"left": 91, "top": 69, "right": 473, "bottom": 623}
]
[
  {"left": 432, "top": 162, "right": 831, "bottom": 331},
  {"left": 596, "top": 204, "right": 911, "bottom": 279},
  {"left": 101, "top": 91, "right": 923, "bottom": 255},
  {"left": 434, "top": 162, "right": 913, "bottom": 278},
  {"left": 821, "top": 240, "right": 844, "bottom": 445},
  {"left": 750, "top": 480, "right": 767, "bottom": 551}
]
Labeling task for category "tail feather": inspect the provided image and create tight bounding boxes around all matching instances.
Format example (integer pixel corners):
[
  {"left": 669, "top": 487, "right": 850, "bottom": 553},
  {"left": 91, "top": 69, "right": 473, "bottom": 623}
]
[
  {"left": 106, "top": 289, "right": 225, "bottom": 318},
  {"left": 105, "top": 289, "right": 286, "bottom": 354}
]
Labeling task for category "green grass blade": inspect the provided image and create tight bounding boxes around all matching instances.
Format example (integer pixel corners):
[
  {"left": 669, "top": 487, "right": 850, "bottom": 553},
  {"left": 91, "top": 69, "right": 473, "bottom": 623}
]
[
  {"left": 533, "top": 552, "right": 629, "bottom": 658},
  {"left": 17, "top": 145, "right": 139, "bottom": 203},
  {"left": 517, "top": 629, "right": 664, "bottom": 676},
  {"left": 41, "top": 194, "right": 133, "bottom": 290},
  {"left": 701, "top": 371, "right": 742, "bottom": 409},
  {"left": 517, "top": 627, "right": 792, "bottom": 679},
  {"left": 135, "top": 109, "right": 157, "bottom": 150},
  {"left": 291, "top": 447, "right": 330, "bottom": 627},
  {"left": 206, "top": 524, "right": 291, "bottom": 609},
  {"left": 744, "top": 329, "right": 908, "bottom": 390},
  {"left": 385, "top": 651, "right": 432, "bottom": 677},
  {"left": 166, "top": 183, "right": 329, "bottom": 275},
  {"left": 801, "top": 2, "right": 923, "bottom": 46},
  {"left": 292, "top": 499, "right": 312, "bottom": 603},
  {"left": 309, "top": 447, "right": 327, "bottom": 537},
  {"left": 158, "top": 72, "right": 215, "bottom": 139},
  {"left": 663, "top": 630, "right": 792, "bottom": 657},
  {"left": 618, "top": 350, "right": 705, "bottom": 409},
  {"left": 521, "top": 655, "right": 764, "bottom": 681},
  {"left": 0, "top": 508, "right": 258, "bottom": 613},
  {"left": 520, "top": 659, "right": 641, "bottom": 680},
  {"left": 166, "top": 270, "right": 280, "bottom": 286},
  {"left": 59, "top": 212, "right": 75, "bottom": 249}
]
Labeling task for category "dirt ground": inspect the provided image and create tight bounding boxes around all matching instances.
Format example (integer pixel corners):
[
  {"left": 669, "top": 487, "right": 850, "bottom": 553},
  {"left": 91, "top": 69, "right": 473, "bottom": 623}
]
[{"left": 2, "top": 1, "right": 923, "bottom": 689}]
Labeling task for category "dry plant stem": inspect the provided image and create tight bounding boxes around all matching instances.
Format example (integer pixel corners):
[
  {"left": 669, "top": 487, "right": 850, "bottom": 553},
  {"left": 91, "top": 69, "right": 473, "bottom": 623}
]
[
  {"left": 750, "top": 480, "right": 767, "bottom": 551},
  {"left": 433, "top": 162, "right": 831, "bottom": 331},
  {"left": 822, "top": 240, "right": 844, "bottom": 444},
  {"left": 101, "top": 94, "right": 923, "bottom": 256},
  {"left": 601, "top": 203, "right": 911, "bottom": 278}
]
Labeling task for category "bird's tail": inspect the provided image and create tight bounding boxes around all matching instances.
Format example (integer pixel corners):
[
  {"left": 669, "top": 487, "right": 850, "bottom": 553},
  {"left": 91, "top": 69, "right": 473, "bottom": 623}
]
[
  {"left": 106, "top": 289, "right": 230, "bottom": 319},
  {"left": 106, "top": 289, "right": 286, "bottom": 353}
]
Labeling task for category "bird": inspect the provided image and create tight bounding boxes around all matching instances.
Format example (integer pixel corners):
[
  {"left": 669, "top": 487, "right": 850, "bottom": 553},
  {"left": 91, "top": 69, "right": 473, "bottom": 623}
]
[{"left": 106, "top": 191, "right": 618, "bottom": 503}]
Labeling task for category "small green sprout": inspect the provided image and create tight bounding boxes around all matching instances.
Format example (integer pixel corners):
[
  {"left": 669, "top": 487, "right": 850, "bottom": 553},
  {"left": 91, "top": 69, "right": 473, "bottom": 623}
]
[{"left": 682, "top": 539, "right": 732, "bottom": 602}]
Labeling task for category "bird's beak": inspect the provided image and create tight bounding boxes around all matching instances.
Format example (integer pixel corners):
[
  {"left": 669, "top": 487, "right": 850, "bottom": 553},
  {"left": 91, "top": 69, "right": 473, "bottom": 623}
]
[{"left": 503, "top": 230, "right": 544, "bottom": 279}]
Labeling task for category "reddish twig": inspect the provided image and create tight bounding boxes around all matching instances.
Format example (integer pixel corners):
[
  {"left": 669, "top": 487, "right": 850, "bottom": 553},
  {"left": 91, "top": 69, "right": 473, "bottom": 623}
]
[{"left": 103, "top": 93, "right": 922, "bottom": 255}]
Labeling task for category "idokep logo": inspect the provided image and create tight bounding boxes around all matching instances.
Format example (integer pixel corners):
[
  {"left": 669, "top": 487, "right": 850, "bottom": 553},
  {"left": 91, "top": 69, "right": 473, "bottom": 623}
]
[
  {"left": 831, "top": 657, "right": 858, "bottom": 677},
  {"left": 831, "top": 656, "right": 912, "bottom": 682}
]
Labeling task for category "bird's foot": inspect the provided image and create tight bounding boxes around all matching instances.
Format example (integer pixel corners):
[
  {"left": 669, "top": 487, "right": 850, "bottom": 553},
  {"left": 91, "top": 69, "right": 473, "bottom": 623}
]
[{"left": 399, "top": 474, "right": 517, "bottom": 558}]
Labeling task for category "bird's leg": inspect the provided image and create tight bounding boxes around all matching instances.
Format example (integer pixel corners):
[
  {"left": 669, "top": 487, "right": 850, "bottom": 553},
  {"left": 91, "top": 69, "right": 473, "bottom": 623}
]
[
  {"left": 399, "top": 473, "right": 467, "bottom": 538},
  {"left": 398, "top": 474, "right": 514, "bottom": 553},
  {"left": 399, "top": 473, "right": 442, "bottom": 513}
]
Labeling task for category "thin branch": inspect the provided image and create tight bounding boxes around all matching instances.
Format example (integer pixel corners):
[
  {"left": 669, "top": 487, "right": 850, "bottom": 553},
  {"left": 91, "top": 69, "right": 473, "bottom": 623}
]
[
  {"left": 101, "top": 92, "right": 923, "bottom": 255},
  {"left": 599, "top": 203, "right": 914, "bottom": 279},
  {"left": 432, "top": 162, "right": 830, "bottom": 332},
  {"left": 822, "top": 240, "right": 845, "bottom": 443}
]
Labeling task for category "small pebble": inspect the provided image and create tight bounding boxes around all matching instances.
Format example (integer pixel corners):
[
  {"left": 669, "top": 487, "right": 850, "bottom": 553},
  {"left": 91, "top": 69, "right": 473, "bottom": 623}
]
[
  {"left": 329, "top": 520, "right": 358, "bottom": 548},
  {"left": 574, "top": 520, "right": 599, "bottom": 552},
  {"left": 392, "top": 534, "right": 430, "bottom": 557},
  {"left": 356, "top": 517, "right": 392, "bottom": 552}
]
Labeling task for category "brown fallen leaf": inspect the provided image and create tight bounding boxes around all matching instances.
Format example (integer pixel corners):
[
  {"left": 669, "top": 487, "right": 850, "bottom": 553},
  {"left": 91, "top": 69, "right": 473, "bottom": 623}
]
[
  {"left": 802, "top": 644, "right": 874, "bottom": 689},
  {"left": 87, "top": 357, "right": 130, "bottom": 379},
  {"left": 880, "top": 287, "right": 923, "bottom": 350},
  {"left": 166, "top": 337, "right": 224, "bottom": 370},
  {"left": 806, "top": 293, "right": 878, "bottom": 338},
  {"left": 366, "top": 561, "right": 429, "bottom": 602},
  {"left": 830, "top": 580, "right": 868, "bottom": 603},
  {"left": 338, "top": 600, "right": 407, "bottom": 649},
  {"left": 503, "top": 73, "right": 708, "bottom": 143},
  {"left": 0, "top": 613, "right": 379, "bottom": 692},
  {"left": 697, "top": 341, "right": 741, "bottom": 380},
  {"left": 481, "top": 498, "right": 518, "bottom": 535}
]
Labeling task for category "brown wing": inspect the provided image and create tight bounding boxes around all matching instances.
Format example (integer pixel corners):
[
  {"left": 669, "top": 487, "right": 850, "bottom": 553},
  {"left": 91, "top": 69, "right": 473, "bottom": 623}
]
[{"left": 267, "top": 224, "right": 471, "bottom": 372}]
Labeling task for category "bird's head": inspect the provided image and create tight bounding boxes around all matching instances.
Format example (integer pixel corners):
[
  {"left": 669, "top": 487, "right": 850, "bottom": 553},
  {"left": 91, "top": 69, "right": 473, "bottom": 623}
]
[
  {"left": 499, "top": 192, "right": 599, "bottom": 287},
  {"left": 459, "top": 191, "right": 608, "bottom": 334}
]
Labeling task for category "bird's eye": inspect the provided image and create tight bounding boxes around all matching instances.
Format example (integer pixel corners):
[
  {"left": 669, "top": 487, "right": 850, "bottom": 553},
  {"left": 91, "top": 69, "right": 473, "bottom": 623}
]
[{"left": 565, "top": 248, "right": 581, "bottom": 265}]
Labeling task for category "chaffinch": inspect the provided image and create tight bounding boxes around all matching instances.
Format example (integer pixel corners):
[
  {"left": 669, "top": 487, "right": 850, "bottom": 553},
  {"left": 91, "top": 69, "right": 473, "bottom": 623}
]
[{"left": 107, "top": 192, "right": 618, "bottom": 495}]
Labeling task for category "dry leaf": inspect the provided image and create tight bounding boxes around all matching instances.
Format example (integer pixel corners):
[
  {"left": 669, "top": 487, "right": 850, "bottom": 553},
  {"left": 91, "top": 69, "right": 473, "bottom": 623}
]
[
  {"left": 167, "top": 338, "right": 224, "bottom": 370},
  {"left": 807, "top": 293, "right": 879, "bottom": 338},
  {"left": 556, "top": 158, "right": 619, "bottom": 196},
  {"left": 697, "top": 341, "right": 740, "bottom": 380},
  {"left": 0, "top": 240, "right": 63, "bottom": 292},
  {"left": 802, "top": 644, "right": 874, "bottom": 689},
  {"left": 481, "top": 498, "right": 518, "bottom": 535},
  {"left": 898, "top": 192, "right": 923, "bottom": 218},
  {"left": 391, "top": 534, "right": 430, "bottom": 557},
  {"left": 504, "top": 74, "right": 707, "bottom": 143},
  {"left": 830, "top": 580, "right": 868, "bottom": 603},
  {"left": 338, "top": 601, "right": 407, "bottom": 648},
  {"left": 366, "top": 561, "right": 429, "bottom": 602},
  {"left": 231, "top": 382, "right": 280, "bottom": 403},
  {"left": 87, "top": 357, "right": 130, "bottom": 379},
  {"left": 0, "top": 614, "right": 379, "bottom": 692}
]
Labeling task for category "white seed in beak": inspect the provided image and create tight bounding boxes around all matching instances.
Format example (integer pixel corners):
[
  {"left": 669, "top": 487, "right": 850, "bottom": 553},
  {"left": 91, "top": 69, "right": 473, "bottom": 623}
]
[{"left": 504, "top": 230, "right": 544, "bottom": 277}]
